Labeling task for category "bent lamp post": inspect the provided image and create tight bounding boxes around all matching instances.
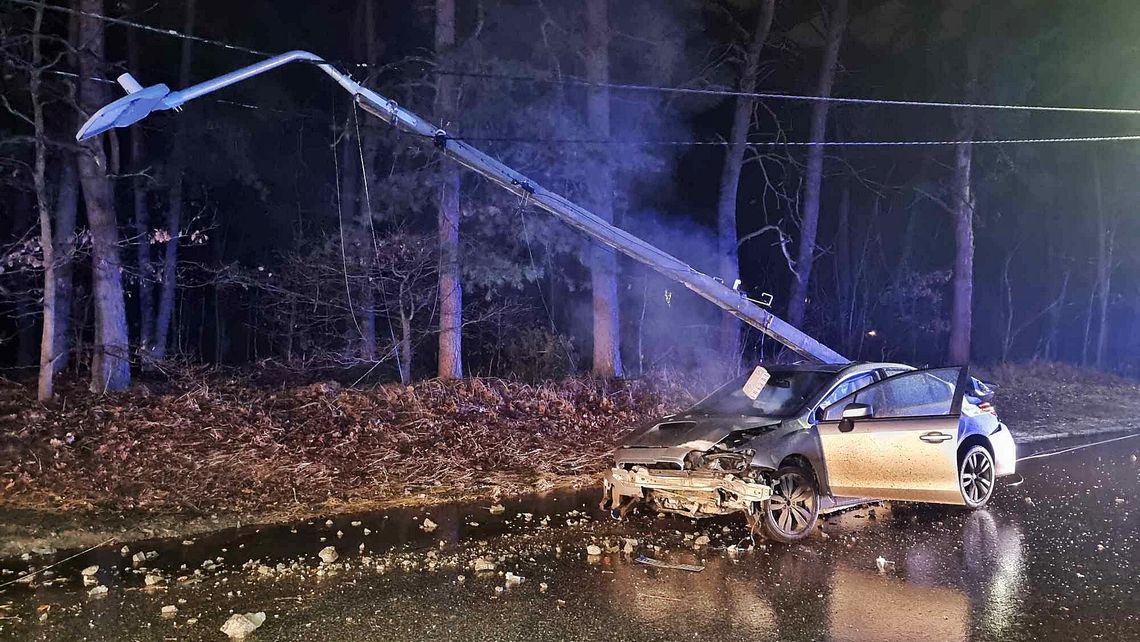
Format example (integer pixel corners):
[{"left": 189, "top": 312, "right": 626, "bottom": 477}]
[{"left": 77, "top": 50, "right": 846, "bottom": 364}]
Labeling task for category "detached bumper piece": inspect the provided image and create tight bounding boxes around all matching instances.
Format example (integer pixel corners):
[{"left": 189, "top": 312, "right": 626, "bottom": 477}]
[{"left": 602, "top": 466, "right": 772, "bottom": 519}]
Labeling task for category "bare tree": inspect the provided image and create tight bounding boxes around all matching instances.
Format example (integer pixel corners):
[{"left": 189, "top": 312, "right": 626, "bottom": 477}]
[
  {"left": 26, "top": 1, "right": 58, "bottom": 400},
  {"left": 435, "top": 0, "right": 463, "bottom": 379},
  {"left": 75, "top": 0, "right": 129, "bottom": 391},
  {"left": 947, "top": 54, "right": 978, "bottom": 365},
  {"left": 787, "top": 0, "right": 848, "bottom": 327},
  {"left": 151, "top": 0, "right": 195, "bottom": 362},
  {"left": 1088, "top": 150, "right": 1116, "bottom": 368},
  {"left": 584, "top": 0, "right": 622, "bottom": 378},
  {"left": 126, "top": 3, "right": 153, "bottom": 351},
  {"left": 716, "top": 0, "right": 775, "bottom": 364}
]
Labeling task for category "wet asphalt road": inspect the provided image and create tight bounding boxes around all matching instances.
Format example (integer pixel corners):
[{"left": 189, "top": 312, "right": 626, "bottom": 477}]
[{"left": 1, "top": 435, "right": 1137, "bottom": 641}]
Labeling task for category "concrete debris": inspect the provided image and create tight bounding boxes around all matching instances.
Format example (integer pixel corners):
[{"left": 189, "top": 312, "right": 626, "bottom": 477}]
[
  {"left": 161, "top": 605, "right": 178, "bottom": 618},
  {"left": 693, "top": 535, "right": 710, "bottom": 547},
  {"left": 504, "top": 571, "right": 524, "bottom": 585},
  {"left": 586, "top": 544, "right": 602, "bottom": 557},
  {"left": 144, "top": 574, "right": 164, "bottom": 586},
  {"left": 220, "top": 612, "right": 266, "bottom": 639},
  {"left": 318, "top": 546, "right": 339, "bottom": 564},
  {"left": 489, "top": 504, "right": 506, "bottom": 514},
  {"left": 87, "top": 585, "right": 108, "bottom": 597},
  {"left": 80, "top": 565, "right": 99, "bottom": 577},
  {"left": 875, "top": 556, "right": 895, "bottom": 573},
  {"left": 351, "top": 521, "right": 362, "bottom": 527},
  {"left": 325, "top": 520, "right": 334, "bottom": 527},
  {"left": 539, "top": 582, "right": 548, "bottom": 592},
  {"left": 421, "top": 518, "right": 438, "bottom": 533},
  {"left": 473, "top": 558, "right": 496, "bottom": 573}
]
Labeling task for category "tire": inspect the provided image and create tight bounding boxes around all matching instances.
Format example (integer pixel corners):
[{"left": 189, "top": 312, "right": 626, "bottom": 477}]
[
  {"left": 761, "top": 465, "right": 820, "bottom": 543},
  {"left": 959, "top": 445, "right": 996, "bottom": 508}
]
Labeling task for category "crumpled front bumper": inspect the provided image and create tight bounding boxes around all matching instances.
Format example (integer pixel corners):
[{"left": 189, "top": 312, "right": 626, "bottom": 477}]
[{"left": 602, "top": 466, "right": 773, "bottom": 518}]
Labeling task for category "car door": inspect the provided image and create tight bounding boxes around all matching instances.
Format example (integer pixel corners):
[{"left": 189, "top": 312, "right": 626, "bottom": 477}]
[{"left": 816, "top": 367, "right": 968, "bottom": 505}]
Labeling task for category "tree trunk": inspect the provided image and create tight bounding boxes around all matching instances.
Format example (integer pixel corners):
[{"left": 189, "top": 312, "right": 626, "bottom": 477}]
[
  {"left": 126, "top": 8, "right": 153, "bottom": 351},
  {"left": 151, "top": 0, "right": 195, "bottom": 362},
  {"left": 787, "top": 0, "right": 848, "bottom": 327},
  {"left": 28, "top": 1, "right": 57, "bottom": 400},
  {"left": 716, "top": 0, "right": 775, "bottom": 365},
  {"left": 435, "top": 0, "right": 463, "bottom": 379},
  {"left": 399, "top": 307, "right": 413, "bottom": 385},
  {"left": 947, "top": 48, "right": 978, "bottom": 364},
  {"left": 1091, "top": 152, "right": 1114, "bottom": 369},
  {"left": 356, "top": 0, "right": 382, "bottom": 362},
  {"left": 76, "top": 0, "right": 130, "bottom": 392},
  {"left": 835, "top": 185, "right": 852, "bottom": 353},
  {"left": 585, "top": 0, "right": 623, "bottom": 378},
  {"left": 946, "top": 139, "right": 975, "bottom": 364},
  {"left": 53, "top": 159, "right": 79, "bottom": 373}
]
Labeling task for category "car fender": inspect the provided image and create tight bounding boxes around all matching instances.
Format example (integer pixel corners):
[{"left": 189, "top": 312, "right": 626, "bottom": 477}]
[{"left": 749, "top": 422, "right": 830, "bottom": 493}]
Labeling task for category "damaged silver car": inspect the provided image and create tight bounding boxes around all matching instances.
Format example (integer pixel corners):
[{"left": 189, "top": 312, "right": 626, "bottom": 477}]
[{"left": 602, "top": 363, "right": 1017, "bottom": 543}]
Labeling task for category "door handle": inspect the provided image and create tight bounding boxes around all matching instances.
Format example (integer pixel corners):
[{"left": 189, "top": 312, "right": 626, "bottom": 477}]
[{"left": 919, "top": 431, "right": 953, "bottom": 444}]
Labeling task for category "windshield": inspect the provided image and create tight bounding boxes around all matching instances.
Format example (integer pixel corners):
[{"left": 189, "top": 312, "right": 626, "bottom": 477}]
[{"left": 691, "top": 370, "right": 835, "bottom": 418}]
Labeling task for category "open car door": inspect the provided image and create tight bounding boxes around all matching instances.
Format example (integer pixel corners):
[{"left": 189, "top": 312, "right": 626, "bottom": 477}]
[{"left": 817, "top": 367, "right": 969, "bottom": 505}]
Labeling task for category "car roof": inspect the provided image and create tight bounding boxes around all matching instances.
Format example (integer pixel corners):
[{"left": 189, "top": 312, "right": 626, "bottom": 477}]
[{"left": 752, "top": 361, "right": 911, "bottom": 375}]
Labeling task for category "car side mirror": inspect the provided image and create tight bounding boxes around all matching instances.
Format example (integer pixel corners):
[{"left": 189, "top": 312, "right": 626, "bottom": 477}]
[{"left": 841, "top": 402, "right": 873, "bottom": 419}]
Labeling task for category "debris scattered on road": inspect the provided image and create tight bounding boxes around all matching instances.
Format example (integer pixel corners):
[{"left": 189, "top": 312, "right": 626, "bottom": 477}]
[
  {"left": 634, "top": 555, "right": 704, "bottom": 572},
  {"left": 489, "top": 503, "right": 506, "bottom": 514},
  {"left": 318, "top": 546, "right": 338, "bottom": 564},
  {"left": 87, "top": 585, "right": 108, "bottom": 597},
  {"left": 220, "top": 612, "right": 266, "bottom": 639},
  {"left": 421, "top": 518, "right": 438, "bottom": 533},
  {"left": 473, "top": 558, "right": 496, "bottom": 572},
  {"left": 875, "top": 556, "right": 895, "bottom": 573},
  {"left": 504, "top": 571, "right": 524, "bottom": 585},
  {"left": 160, "top": 605, "right": 178, "bottom": 618},
  {"left": 586, "top": 544, "right": 602, "bottom": 557}
]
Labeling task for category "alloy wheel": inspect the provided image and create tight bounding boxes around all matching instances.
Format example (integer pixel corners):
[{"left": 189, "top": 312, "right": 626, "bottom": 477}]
[
  {"left": 764, "top": 468, "right": 818, "bottom": 541},
  {"left": 960, "top": 446, "right": 995, "bottom": 508}
]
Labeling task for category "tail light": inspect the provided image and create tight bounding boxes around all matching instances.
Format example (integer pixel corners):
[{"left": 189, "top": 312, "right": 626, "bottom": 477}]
[{"left": 977, "top": 401, "right": 997, "bottom": 416}]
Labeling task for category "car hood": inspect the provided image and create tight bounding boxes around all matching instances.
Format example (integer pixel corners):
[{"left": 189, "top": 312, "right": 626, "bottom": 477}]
[{"left": 621, "top": 412, "right": 783, "bottom": 451}]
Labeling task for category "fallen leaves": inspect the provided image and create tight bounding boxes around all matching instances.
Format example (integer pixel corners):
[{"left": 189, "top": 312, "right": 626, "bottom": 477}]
[{"left": 0, "top": 375, "right": 693, "bottom": 515}]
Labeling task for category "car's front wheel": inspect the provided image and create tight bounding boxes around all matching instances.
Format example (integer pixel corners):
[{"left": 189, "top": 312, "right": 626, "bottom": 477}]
[
  {"left": 959, "top": 445, "right": 995, "bottom": 508},
  {"left": 761, "top": 465, "right": 819, "bottom": 543}
]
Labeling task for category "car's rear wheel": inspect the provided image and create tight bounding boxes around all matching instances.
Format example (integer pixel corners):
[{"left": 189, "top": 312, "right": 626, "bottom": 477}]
[
  {"left": 761, "top": 465, "right": 819, "bottom": 543},
  {"left": 959, "top": 445, "right": 995, "bottom": 508}
]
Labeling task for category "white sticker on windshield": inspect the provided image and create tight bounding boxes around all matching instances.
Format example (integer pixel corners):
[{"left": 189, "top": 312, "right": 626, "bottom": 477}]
[{"left": 741, "top": 366, "right": 770, "bottom": 400}]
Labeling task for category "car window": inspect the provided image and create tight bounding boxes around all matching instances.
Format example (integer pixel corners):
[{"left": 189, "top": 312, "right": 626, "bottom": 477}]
[
  {"left": 821, "top": 367, "right": 961, "bottom": 421},
  {"left": 691, "top": 370, "right": 835, "bottom": 418},
  {"left": 818, "top": 372, "right": 876, "bottom": 411}
]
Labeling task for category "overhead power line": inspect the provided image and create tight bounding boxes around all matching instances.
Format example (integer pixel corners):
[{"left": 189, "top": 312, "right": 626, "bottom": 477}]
[
  {"left": 12, "top": 0, "right": 1140, "bottom": 117},
  {"left": 7, "top": 0, "right": 272, "bottom": 57},
  {"left": 448, "top": 134, "right": 1140, "bottom": 147},
  {"left": 431, "top": 70, "right": 1140, "bottom": 116},
  {"left": 36, "top": 70, "right": 1140, "bottom": 148}
]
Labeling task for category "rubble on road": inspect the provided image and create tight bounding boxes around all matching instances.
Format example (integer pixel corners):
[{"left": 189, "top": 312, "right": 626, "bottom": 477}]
[
  {"left": 221, "top": 612, "right": 266, "bottom": 639},
  {"left": 318, "top": 546, "right": 338, "bottom": 564}
]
